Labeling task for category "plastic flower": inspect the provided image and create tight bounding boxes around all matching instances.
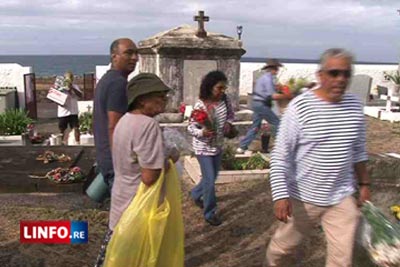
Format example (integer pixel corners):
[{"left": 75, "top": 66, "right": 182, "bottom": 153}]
[
  {"left": 72, "top": 166, "right": 81, "bottom": 173},
  {"left": 179, "top": 103, "right": 186, "bottom": 114},
  {"left": 26, "top": 124, "right": 35, "bottom": 130},
  {"left": 391, "top": 205, "right": 400, "bottom": 221}
]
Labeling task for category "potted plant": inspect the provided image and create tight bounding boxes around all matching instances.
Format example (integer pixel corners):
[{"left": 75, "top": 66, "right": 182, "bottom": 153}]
[
  {"left": 79, "top": 111, "right": 93, "bottom": 135},
  {"left": 0, "top": 109, "right": 34, "bottom": 136},
  {"left": 286, "top": 76, "right": 311, "bottom": 95},
  {"left": 383, "top": 71, "right": 400, "bottom": 96}
]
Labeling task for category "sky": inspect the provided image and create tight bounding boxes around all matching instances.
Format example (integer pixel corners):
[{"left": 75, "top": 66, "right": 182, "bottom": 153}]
[{"left": 1, "top": 0, "right": 400, "bottom": 62}]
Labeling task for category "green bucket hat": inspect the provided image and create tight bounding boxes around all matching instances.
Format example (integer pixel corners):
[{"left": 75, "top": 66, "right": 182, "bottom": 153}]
[{"left": 127, "top": 73, "right": 171, "bottom": 108}]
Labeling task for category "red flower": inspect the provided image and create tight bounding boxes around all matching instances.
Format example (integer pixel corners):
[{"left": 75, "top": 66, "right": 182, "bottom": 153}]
[
  {"left": 191, "top": 109, "right": 208, "bottom": 124},
  {"left": 191, "top": 109, "right": 214, "bottom": 129},
  {"left": 281, "top": 85, "right": 291, "bottom": 96},
  {"left": 179, "top": 103, "right": 186, "bottom": 114},
  {"left": 72, "top": 166, "right": 81, "bottom": 173}
]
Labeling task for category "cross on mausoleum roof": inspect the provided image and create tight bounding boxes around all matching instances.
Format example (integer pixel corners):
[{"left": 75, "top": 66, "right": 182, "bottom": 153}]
[{"left": 194, "top": 10, "right": 209, "bottom": 38}]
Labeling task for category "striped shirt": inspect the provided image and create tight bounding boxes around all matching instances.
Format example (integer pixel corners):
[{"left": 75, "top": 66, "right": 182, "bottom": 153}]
[
  {"left": 188, "top": 99, "right": 231, "bottom": 156},
  {"left": 270, "top": 90, "right": 368, "bottom": 206}
]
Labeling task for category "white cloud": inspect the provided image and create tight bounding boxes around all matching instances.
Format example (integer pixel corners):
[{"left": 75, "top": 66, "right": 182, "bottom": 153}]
[{"left": 0, "top": 0, "right": 399, "bottom": 61}]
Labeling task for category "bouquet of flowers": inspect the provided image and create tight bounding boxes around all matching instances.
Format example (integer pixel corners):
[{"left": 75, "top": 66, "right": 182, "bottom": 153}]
[
  {"left": 191, "top": 108, "right": 220, "bottom": 146},
  {"left": 360, "top": 201, "right": 400, "bottom": 266},
  {"left": 46, "top": 166, "right": 85, "bottom": 183},
  {"left": 52, "top": 75, "right": 70, "bottom": 93},
  {"left": 277, "top": 84, "right": 292, "bottom": 98},
  {"left": 191, "top": 109, "right": 214, "bottom": 129}
]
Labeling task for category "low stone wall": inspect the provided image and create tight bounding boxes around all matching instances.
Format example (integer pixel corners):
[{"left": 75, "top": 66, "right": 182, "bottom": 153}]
[
  {"left": 160, "top": 120, "right": 252, "bottom": 148},
  {"left": 240, "top": 62, "right": 399, "bottom": 96},
  {"left": 184, "top": 156, "right": 269, "bottom": 184},
  {"left": 368, "top": 154, "right": 400, "bottom": 185}
]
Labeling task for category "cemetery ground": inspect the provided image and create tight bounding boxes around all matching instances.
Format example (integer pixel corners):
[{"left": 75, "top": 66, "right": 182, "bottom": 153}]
[{"left": 0, "top": 117, "right": 399, "bottom": 267}]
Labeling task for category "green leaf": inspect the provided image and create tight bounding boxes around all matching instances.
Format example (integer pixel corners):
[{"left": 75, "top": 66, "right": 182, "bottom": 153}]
[{"left": 0, "top": 109, "right": 34, "bottom": 135}]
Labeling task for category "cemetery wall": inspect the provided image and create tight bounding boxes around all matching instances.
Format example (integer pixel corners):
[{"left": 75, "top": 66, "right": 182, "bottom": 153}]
[
  {"left": 95, "top": 62, "right": 399, "bottom": 100},
  {"left": 240, "top": 62, "right": 399, "bottom": 95},
  {"left": 0, "top": 64, "right": 32, "bottom": 108}
]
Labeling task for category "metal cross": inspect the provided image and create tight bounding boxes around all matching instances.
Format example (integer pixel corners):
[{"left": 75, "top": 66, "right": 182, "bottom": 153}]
[{"left": 194, "top": 10, "right": 209, "bottom": 38}]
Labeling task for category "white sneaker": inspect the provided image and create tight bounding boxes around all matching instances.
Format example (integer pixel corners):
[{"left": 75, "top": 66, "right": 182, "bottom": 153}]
[{"left": 236, "top": 147, "right": 246, "bottom": 154}]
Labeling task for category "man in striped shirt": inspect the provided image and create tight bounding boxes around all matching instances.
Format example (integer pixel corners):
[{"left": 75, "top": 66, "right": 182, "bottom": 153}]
[{"left": 264, "top": 48, "right": 371, "bottom": 267}]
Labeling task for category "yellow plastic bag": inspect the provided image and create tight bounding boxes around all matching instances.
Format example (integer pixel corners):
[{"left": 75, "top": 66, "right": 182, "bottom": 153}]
[{"left": 104, "top": 161, "right": 184, "bottom": 267}]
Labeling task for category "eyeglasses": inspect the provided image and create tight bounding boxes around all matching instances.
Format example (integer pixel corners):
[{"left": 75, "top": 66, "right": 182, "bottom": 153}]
[{"left": 323, "top": 69, "right": 352, "bottom": 78}]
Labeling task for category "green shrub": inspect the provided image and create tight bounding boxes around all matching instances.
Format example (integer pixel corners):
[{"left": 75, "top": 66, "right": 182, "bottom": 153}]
[
  {"left": 79, "top": 112, "right": 93, "bottom": 134},
  {"left": 221, "top": 145, "right": 237, "bottom": 170},
  {"left": 0, "top": 109, "right": 34, "bottom": 135},
  {"left": 287, "top": 76, "right": 310, "bottom": 94},
  {"left": 221, "top": 146, "right": 269, "bottom": 170},
  {"left": 384, "top": 70, "right": 400, "bottom": 85}
]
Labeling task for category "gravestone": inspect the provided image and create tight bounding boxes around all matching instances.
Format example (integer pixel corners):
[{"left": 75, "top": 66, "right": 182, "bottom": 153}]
[
  {"left": 183, "top": 60, "right": 217, "bottom": 105},
  {"left": 138, "top": 11, "right": 246, "bottom": 111},
  {"left": 348, "top": 74, "right": 372, "bottom": 105}
]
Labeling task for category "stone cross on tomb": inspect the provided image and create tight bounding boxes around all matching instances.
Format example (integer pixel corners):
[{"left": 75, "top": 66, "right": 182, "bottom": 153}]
[{"left": 194, "top": 10, "right": 209, "bottom": 38}]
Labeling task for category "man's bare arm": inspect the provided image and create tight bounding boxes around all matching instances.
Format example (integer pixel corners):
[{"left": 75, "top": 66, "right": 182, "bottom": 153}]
[{"left": 108, "top": 111, "right": 124, "bottom": 150}]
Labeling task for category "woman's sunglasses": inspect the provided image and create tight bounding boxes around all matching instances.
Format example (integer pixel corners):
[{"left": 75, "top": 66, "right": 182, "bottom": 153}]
[{"left": 323, "top": 69, "right": 352, "bottom": 78}]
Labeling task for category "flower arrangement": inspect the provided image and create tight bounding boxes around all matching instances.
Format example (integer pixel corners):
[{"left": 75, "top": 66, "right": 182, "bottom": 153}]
[
  {"left": 36, "top": 150, "right": 71, "bottom": 164},
  {"left": 278, "top": 77, "right": 312, "bottom": 96},
  {"left": 361, "top": 201, "right": 400, "bottom": 266},
  {"left": 191, "top": 109, "right": 214, "bottom": 130},
  {"left": 52, "top": 75, "right": 70, "bottom": 93},
  {"left": 46, "top": 166, "right": 84, "bottom": 183},
  {"left": 391, "top": 204, "right": 400, "bottom": 221},
  {"left": 191, "top": 107, "right": 221, "bottom": 146},
  {"left": 277, "top": 84, "right": 292, "bottom": 97}
]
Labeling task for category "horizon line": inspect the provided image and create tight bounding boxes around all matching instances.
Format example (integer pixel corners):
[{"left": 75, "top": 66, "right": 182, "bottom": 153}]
[{"left": 0, "top": 54, "right": 398, "bottom": 65}]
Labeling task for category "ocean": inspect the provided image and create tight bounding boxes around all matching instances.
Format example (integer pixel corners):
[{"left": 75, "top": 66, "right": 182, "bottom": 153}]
[
  {"left": 0, "top": 55, "right": 110, "bottom": 77},
  {"left": 0, "top": 55, "right": 397, "bottom": 77}
]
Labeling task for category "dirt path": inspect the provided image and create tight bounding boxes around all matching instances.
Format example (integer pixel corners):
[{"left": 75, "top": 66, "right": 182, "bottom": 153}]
[{"left": 0, "top": 117, "right": 399, "bottom": 267}]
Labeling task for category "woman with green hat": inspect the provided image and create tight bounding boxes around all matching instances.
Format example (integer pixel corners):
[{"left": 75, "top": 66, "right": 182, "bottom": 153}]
[{"left": 95, "top": 72, "right": 177, "bottom": 267}]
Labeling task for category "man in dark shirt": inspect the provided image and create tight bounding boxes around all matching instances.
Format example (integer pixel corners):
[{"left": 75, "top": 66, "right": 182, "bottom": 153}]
[{"left": 93, "top": 38, "right": 138, "bottom": 190}]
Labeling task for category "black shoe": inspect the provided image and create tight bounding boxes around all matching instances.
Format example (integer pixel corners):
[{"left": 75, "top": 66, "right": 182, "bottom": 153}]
[
  {"left": 189, "top": 192, "right": 204, "bottom": 209},
  {"left": 205, "top": 215, "right": 222, "bottom": 226}
]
